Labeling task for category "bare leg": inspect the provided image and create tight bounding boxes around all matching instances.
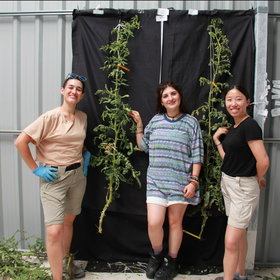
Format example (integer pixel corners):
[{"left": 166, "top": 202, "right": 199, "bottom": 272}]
[
  {"left": 63, "top": 214, "right": 76, "bottom": 256},
  {"left": 46, "top": 224, "right": 64, "bottom": 280},
  {"left": 223, "top": 225, "right": 247, "bottom": 280},
  {"left": 236, "top": 229, "right": 247, "bottom": 276},
  {"left": 147, "top": 204, "right": 166, "bottom": 250},
  {"left": 167, "top": 204, "right": 187, "bottom": 257}
]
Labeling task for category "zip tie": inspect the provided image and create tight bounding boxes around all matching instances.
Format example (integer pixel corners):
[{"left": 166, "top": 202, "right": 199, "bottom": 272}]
[
  {"left": 211, "top": 81, "right": 222, "bottom": 93},
  {"left": 117, "top": 64, "right": 130, "bottom": 71},
  {"left": 183, "top": 229, "right": 202, "bottom": 240}
]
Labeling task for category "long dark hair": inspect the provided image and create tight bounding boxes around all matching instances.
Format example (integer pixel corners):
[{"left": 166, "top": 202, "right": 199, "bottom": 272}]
[{"left": 156, "top": 81, "right": 189, "bottom": 114}]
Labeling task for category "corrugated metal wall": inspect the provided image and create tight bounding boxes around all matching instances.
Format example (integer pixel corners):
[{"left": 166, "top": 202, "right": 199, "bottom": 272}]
[
  {"left": 255, "top": 1, "right": 280, "bottom": 266},
  {"left": 0, "top": 0, "right": 278, "bottom": 266}
]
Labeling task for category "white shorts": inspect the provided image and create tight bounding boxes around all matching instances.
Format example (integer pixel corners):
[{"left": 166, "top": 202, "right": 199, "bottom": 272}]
[{"left": 146, "top": 196, "right": 189, "bottom": 207}]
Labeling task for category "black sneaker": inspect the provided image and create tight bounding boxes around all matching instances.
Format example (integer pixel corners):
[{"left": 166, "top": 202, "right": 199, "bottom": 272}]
[
  {"left": 146, "top": 252, "right": 164, "bottom": 279},
  {"left": 154, "top": 256, "right": 178, "bottom": 280}
]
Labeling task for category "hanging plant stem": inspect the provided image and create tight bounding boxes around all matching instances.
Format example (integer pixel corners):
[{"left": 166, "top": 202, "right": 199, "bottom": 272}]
[
  {"left": 92, "top": 16, "right": 141, "bottom": 233},
  {"left": 192, "top": 18, "right": 232, "bottom": 236}
]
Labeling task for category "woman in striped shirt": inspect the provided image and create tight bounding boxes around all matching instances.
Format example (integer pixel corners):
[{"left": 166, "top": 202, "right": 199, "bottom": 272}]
[{"left": 130, "top": 81, "right": 204, "bottom": 280}]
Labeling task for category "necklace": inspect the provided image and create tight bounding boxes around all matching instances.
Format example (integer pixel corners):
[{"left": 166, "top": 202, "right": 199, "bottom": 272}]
[{"left": 166, "top": 112, "right": 181, "bottom": 120}]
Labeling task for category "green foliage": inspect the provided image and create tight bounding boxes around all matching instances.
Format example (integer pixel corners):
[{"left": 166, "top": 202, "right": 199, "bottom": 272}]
[
  {"left": 92, "top": 16, "right": 141, "bottom": 233},
  {"left": 260, "top": 274, "right": 280, "bottom": 280},
  {"left": 0, "top": 231, "right": 51, "bottom": 279},
  {"left": 191, "top": 18, "right": 232, "bottom": 236}
]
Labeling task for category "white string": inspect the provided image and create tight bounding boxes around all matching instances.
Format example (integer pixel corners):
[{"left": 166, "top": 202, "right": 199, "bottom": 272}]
[{"left": 159, "top": 20, "right": 164, "bottom": 83}]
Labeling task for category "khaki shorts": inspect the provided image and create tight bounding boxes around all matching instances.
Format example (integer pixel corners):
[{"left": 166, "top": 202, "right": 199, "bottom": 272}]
[
  {"left": 40, "top": 165, "right": 86, "bottom": 226},
  {"left": 221, "top": 172, "right": 260, "bottom": 229}
]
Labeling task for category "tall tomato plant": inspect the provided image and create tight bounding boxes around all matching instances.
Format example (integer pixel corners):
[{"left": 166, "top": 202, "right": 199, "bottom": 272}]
[
  {"left": 92, "top": 16, "right": 141, "bottom": 233},
  {"left": 192, "top": 18, "right": 232, "bottom": 236}
]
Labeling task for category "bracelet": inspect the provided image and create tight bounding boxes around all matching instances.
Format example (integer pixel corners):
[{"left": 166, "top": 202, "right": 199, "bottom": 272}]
[
  {"left": 189, "top": 175, "right": 199, "bottom": 181},
  {"left": 215, "top": 142, "right": 222, "bottom": 146},
  {"left": 136, "top": 131, "right": 143, "bottom": 134},
  {"left": 189, "top": 181, "right": 198, "bottom": 187},
  {"left": 189, "top": 179, "right": 199, "bottom": 186}
]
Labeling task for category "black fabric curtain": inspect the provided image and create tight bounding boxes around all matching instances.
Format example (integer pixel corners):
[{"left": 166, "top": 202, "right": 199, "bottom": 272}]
[{"left": 70, "top": 8, "right": 255, "bottom": 271}]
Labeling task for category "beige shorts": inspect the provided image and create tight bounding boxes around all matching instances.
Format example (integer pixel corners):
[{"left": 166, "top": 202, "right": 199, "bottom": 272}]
[
  {"left": 40, "top": 165, "right": 86, "bottom": 226},
  {"left": 221, "top": 172, "right": 260, "bottom": 229}
]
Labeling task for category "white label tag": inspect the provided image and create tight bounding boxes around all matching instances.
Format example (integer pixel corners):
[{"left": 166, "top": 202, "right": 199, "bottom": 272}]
[
  {"left": 93, "top": 9, "right": 104, "bottom": 15},
  {"left": 258, "top": 109, "right": 268, "bottom": 117},
  {"left": 188, "top": 9, "right": 198, "bottom": 15},
  {"left": 272, "top": 84, "right": 280, "bottom": 89},
  {"left": 156, "top": 15, "right": 168, "bottom": 22},
  {"left": 157, "top": 8, "right": 169, "bottom": 16},
  {"left": 271, "top": 108, "right": 280, "bottom": 117},
  {"left": 271, "top": 94, "right": 280, "bottom": 99},
  {"left": 272, "top": 80, "right": 280, "bottom": 85},
  {"left": 275, "top": 100, "right": 280, "bottom": 106},
  {"left": 271, "top": 87, "right": 280, "bottom": 94}
]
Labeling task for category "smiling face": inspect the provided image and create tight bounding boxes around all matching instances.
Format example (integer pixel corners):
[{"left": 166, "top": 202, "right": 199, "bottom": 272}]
[
  {"left": 60, "top": 78, "right": 84, "bottom": 105},
  {"left": 225, "top": 88, "right": 250, "bottom": 119},
  {"left": 160, "top": 86, "right": 181, "bottom": 113}
]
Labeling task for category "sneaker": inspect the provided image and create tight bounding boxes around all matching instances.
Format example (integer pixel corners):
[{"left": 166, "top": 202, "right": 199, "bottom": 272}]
[
  {"left": 215, "top": 275, "right": 245, "bottom": 280},
  {"left": 154, "top": 256, "right": 178, "bottom": 280},
  {"left": 63, "top": 253, "right": 85, "bottom": 279},
  {"left": 146, "top": 252, "right": 164, "bottom": 279},
  {"left": 238, "top": 275, "right": 248, "bottom": 280}
]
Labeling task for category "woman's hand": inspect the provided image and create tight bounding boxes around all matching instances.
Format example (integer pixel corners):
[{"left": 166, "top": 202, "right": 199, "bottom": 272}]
[
  {"left": 213, "top": 126, "right": 229, "bottom": 144},
  {"left": 129, "top": 110, "right": 144, "bottom": 150},
  {"left": 183, "top": 183, "right": 196, "bottom": 199},
  {"left": 129, "top": 110, "right": 143, "bottom": 127},
  {"left": 258, "top": 176, "right": 267, "bottom": 188}
]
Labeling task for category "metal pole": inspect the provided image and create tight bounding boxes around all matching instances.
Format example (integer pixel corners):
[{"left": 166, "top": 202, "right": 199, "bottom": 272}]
[
  {"left": 268, "top": 13, "right": 280, "bottom": 18},
  {"left": 0, "top": 130, "right": 22, "bottom": 135},
  {"left": 0, "top": 10, "right": 73, "bottom": 17}
]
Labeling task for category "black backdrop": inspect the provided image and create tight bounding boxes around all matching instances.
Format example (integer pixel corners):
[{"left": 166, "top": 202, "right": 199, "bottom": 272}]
[{"left": 70, "top": 8, "right": 255, "bottom": 271}]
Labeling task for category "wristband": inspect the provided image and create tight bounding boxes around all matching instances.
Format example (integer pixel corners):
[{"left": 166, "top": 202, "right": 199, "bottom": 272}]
[
  {"left": 189, "top": 179, "right": 199, "bottom": 185},
  {"left": 189, "top": 175, "right": 199, "bottom": 181},
  {"left": 190, "top": 181, "right": 198, "bottom": 187}
]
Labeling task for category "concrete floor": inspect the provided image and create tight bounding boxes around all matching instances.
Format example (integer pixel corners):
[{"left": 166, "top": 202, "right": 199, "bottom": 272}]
[
  {"left": 80, "top": 267, "right": 280, "bottom": 280},
  {"left": 44, "top": 260, "right": 280, "bottom": 279},
  {"left": 78, "top": 264, "right": 280, "bottom": 280}
]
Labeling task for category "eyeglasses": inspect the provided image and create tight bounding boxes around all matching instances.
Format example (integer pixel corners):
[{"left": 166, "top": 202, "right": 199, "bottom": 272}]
[{"left": 66, "top": 73, "right": 87, "bottom": 82}]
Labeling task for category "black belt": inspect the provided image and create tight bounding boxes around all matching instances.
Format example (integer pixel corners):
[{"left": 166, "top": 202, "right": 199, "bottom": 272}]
[{"left": 51, "top": 162, "right": 81, "bottom": 171}]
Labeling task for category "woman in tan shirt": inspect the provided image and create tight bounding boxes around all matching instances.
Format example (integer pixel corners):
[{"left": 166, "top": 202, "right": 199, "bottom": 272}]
[{"left": 15, "top": 73, "right": 90, "bottom": 280}]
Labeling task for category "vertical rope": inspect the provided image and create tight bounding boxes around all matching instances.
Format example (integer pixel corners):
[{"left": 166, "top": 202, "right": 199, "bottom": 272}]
[{"left": 159, "top": 20, "right": 164, "bottom": 83}]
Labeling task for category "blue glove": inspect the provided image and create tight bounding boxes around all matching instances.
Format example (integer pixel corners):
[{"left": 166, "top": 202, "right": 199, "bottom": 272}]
[
  {"left": 32, "top": 166, "right": 58, "bottom": 182},
  {"left": 83, "top": 151, "right": 91, "bottom": 176}
]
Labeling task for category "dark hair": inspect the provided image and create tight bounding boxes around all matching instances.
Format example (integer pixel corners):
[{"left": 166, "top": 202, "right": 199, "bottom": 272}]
[
  {"left": 62, "top": 77, "right": 86, "bottom": 92},
  {"left": 225, "top": 85, "right": 250, "bottom": 100},
  {"left": 156, "top": 81, "right": 188, "bottom": 114}
]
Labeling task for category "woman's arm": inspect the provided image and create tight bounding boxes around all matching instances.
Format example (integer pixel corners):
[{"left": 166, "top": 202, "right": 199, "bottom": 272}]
[
  {"left": 183, "top": 163, "right": 202, "bottom": 199},
  {"left": 129, "top": 110, "right": 144, "bottom": 151},
  {"left": 15, "top": 132, "right": 38, "bottom": 171},
  {"left": 213, "top": 127, "right": 229, "bottom": 160},
  {"left": 248, "top": 139, "right": 270, "bottom": 188},
  {"left": 15, "top": 131, "right": 59, "bottom": 182}
]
